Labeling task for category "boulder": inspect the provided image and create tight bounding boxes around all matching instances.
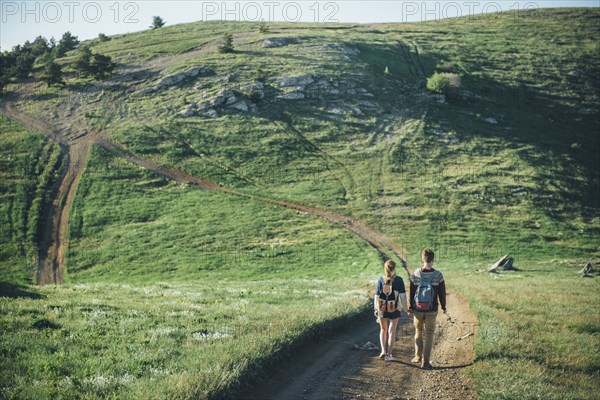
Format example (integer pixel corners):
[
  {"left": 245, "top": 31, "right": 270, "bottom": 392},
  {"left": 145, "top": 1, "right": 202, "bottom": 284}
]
[
  {"left": 315, "top": 43, "right": 360, "bottom": 57},
  {"left": 241, "top": 82, "right": 265, "bottom": 91},
  {"left": 197, "top": 101, "right": 213, "bottom": 111},
  {"left": 157, "top": 74, "right": 187, "bottom": 87},
  {"left": 581, "top": 263, "right": 596, "bottom": 278},
  {"left": 263, "top": 37, "right": 291, "bottom": 48},
  {"left": 567, "top": 70, "right": 580, "bottom": 77},
  {"left": 488, "top": 255, "right": 515, "bottom": 272},
  {"left": 484, "top": 117, "right": 498, "bottom": 124},
  {"left": 277, "top": 91, "right": 305, "bottom": 100},
  {"left": 178, "top": 104, "right": 196, "bottom": 117},
  {"left": 184, "top": 66, "right": 204, "bottom": 77},
  {"left": 241, "top": 82, "right": 265, "bottom": 99},
  {"left": 279, "top": 74, "right": 314, "bottom": 87},
  {"left": 225, "top": 95, "right": 239, "bottom": 106},
  {"left": 200, "top": 109, "right": 218, "bottom": 118},
  {"left": 157, "top": 66, "right": 209, "bottom": 87},
  {"left": 213, "top": 89, "right": 236, "bottom": 106},
  {"left": 138, "top": 86, "right": 158, "bottom": 95},
  {"left": 226, "top": 100, "right": 249, "bottom": 112}
]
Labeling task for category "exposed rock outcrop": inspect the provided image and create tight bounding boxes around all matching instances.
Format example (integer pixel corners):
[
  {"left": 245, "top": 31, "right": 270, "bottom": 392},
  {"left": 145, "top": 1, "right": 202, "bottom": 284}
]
[{"left": 263, "top": 37, "right": 295, "bottom": 48}]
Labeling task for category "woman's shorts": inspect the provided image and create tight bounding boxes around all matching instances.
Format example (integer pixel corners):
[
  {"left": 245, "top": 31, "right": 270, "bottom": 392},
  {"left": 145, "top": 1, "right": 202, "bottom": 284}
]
[{"left": 381, "top": 310, "right": 401, "bottom": 319}]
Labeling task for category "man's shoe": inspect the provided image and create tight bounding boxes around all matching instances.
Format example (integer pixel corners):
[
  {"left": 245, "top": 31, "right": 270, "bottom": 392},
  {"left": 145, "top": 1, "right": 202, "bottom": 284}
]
[
  {"left": 421, "top": 361, "right": 433, "bottom": 370},
  {"left": 411, "top": 356, "right": 422, "bottom": 363}
]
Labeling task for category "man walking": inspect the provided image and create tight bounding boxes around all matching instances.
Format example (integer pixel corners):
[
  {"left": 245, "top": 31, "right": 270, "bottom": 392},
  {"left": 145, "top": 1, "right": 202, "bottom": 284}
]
[{"left": 408, "top": 248, "right": 446, "bottom": 370}]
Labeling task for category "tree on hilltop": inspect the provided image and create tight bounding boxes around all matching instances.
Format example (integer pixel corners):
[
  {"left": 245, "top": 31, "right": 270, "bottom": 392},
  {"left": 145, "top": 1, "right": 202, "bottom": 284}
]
[{"left": 151, "top": 16, "right": 166, "bottom": 29}]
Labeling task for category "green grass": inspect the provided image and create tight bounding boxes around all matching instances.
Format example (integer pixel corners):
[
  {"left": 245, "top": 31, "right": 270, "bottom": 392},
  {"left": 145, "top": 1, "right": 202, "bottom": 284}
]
[
  {"left": 443, "top": 260, "right": 600, "bottom": 400},
  {"left": 65, "top": 145, "right": 379, "bottom": 284},
  {"left": 1, "top": 145, "right": 380, "bottom": 399},
  {"left": 0, "top": 280, "right": 369, "bottom": 400},
  {"left": 1, "top": 7, "right": 599, "bottom": 400},
  {"left": 0, "top": 116, "right": 62, "bottom": 285}
]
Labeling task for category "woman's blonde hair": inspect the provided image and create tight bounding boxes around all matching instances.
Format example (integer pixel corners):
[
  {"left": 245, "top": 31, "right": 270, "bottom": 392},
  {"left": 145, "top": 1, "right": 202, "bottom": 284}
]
[{"left": 384, "top": 259, "right": 396, "bottom": 284}]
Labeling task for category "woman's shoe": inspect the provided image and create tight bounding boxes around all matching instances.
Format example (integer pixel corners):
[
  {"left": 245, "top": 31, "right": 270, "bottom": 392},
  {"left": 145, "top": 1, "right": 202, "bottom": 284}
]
[
  {"left": 378, "top": 352, "right": 386, "bottom": 359},
  {"left": 385, "top": 354, "right": 395, "bottom": 361},
  {"left": 411, "top": 356, "right": 422, "bottom": 363}
]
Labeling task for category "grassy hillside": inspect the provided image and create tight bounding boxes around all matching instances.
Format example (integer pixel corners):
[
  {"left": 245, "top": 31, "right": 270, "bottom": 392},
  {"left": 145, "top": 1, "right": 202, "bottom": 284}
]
[
  {"left": 15, "top": 8, "right": 598, "bottom": 258},
  {"left": 1, "top": 7, "right": 599, "bottom": 400},
  {"left": 0, "top": 116, "right": 62, "bottom": 285}
]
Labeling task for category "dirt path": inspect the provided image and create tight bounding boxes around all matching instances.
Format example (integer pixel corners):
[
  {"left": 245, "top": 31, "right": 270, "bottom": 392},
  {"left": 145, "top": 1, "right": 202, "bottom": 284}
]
[
  {"left": 94, "top": 133, "right": 479, "bottom": 400},
  {"left": 242, "top": 291, "right": 477, "bottom": 400},
  {"left": 0, "top": 93, "right": 477, "bottom": 399},
  {"left": 0, "top": 99, "right": 91, "bottom": 285}
]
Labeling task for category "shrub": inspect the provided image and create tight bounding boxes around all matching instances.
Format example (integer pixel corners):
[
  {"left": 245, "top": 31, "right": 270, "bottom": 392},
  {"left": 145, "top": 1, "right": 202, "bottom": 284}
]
[
  {"left": 426, "top": 72, "right": 461, "bottom": 95},
  {"left": 218, "top": 33, "right": 234, "bottom": 53}
]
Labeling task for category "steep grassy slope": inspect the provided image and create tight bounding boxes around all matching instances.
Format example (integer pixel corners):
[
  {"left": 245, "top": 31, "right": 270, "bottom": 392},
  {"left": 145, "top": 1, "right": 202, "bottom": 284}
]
[
  {"left": 14, "top": 8, "right": 599, "bottom": 258},
  {"left": 0, "top": 116, "right": 62, "bottom": 285}
]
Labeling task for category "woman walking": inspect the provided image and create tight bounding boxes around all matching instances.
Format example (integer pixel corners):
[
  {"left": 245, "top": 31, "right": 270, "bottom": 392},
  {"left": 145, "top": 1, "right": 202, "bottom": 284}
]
[{"left": 374, "top": 259, "right": 407, "bottom": 361}]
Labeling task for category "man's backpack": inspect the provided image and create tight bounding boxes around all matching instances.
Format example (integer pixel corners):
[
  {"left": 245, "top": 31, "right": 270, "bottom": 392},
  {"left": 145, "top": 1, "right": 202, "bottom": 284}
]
[
  {"left": 414, "top": 271, "right": 435, "bottom": 311},
  {"left": 378, "top": 277, "right": 398, "bottom": 313}
]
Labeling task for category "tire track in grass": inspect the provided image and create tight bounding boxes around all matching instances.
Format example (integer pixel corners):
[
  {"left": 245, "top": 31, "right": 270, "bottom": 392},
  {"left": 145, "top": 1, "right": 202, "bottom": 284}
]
[
  {"left": 277, "top": 114, "right": 356, "bottom": 205},
  {"left": 0, "top": 98, "right": 90, "bottom": 285}
]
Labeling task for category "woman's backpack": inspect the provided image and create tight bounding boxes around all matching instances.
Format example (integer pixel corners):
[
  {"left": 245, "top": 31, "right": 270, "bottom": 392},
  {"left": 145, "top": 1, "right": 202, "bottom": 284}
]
[{"left": 378, "top": 277, "right": 398, "bottom": 313}]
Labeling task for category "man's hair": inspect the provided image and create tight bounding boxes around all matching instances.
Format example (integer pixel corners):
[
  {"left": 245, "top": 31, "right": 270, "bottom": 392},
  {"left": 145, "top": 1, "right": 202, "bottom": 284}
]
[{"left": 422, "top": 248, "right": 435, "bottom": 263}]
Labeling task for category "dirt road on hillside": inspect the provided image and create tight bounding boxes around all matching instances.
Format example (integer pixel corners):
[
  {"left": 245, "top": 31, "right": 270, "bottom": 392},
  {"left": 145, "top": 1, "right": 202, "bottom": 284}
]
[
  {"left": 0, "top": 99, "right": 91, "bottom": 284},
  {"left": 0, "top": 92, "right": 477, "bottom": 399}
]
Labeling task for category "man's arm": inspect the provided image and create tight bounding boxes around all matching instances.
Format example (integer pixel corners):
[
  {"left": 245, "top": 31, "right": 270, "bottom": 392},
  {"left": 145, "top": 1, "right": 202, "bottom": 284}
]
[
  {"left": 408, "top": 282, "right": 416, "bottom": 312},
  {"left": 438, "top": 279, "right": 447, "bottom": 312}
]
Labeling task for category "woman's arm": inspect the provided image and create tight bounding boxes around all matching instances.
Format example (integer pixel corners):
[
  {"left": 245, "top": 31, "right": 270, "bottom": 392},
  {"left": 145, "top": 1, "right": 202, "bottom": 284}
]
[{"left": 399, "top": 292, "right": 408, "bottom": 312}]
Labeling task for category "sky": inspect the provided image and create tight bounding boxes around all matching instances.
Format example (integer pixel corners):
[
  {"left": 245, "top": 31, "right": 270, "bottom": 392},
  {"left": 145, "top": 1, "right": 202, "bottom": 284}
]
[{"left": 1, "top": 0, "right": 598, "bottom": 50}]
